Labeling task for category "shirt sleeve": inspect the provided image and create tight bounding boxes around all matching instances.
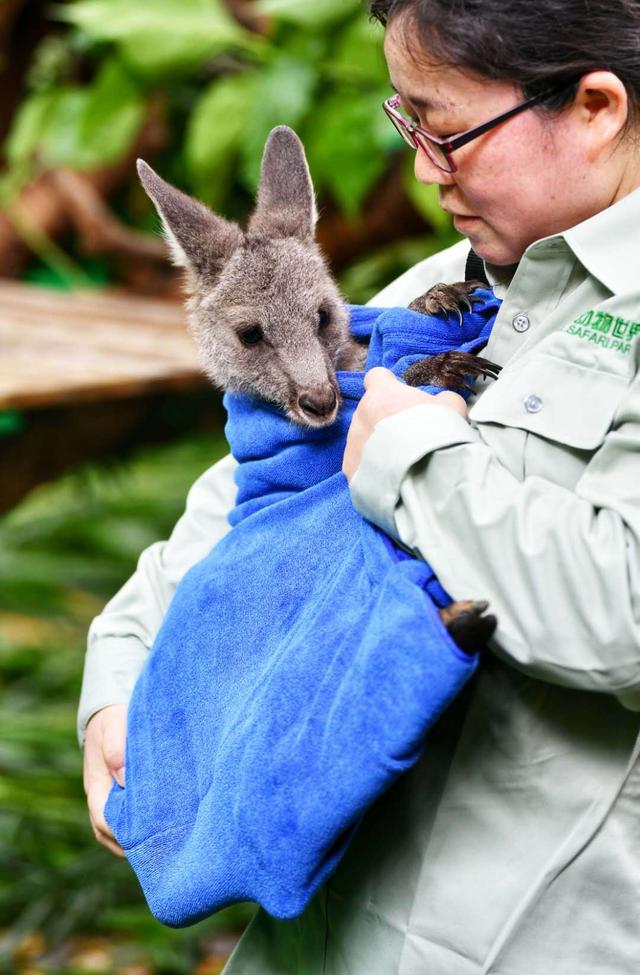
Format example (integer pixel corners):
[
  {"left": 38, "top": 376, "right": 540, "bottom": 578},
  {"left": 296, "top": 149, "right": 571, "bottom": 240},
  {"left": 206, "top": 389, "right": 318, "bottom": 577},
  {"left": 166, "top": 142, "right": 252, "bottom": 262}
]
[
  {"left": 349, "top": 367, "right": 640, "bottom": 709},
  {"left": 77, "top": 452, "right": 238, "bottom": 746}
]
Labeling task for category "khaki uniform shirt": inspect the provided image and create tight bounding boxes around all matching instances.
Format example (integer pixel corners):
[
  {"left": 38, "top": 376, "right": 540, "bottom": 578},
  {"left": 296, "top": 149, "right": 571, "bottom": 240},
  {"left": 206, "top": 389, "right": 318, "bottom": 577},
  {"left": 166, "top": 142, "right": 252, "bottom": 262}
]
[{"left": 79, "top": 188, "right": 640, "bottom": 974}]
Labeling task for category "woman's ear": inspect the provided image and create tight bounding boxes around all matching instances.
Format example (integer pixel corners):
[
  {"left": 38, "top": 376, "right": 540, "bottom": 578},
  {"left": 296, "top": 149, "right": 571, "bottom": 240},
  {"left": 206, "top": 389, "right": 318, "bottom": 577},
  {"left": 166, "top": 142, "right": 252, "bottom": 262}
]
[{"left": 573, "top": 71, "right": 631, "bottom": 159}]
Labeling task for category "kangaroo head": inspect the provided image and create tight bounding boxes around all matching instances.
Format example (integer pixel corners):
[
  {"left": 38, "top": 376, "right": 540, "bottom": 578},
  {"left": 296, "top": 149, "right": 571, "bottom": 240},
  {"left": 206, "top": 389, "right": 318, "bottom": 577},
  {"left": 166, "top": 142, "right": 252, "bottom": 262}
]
[{"left": 137, "top": 127, "right": 352, "bottom": 427}]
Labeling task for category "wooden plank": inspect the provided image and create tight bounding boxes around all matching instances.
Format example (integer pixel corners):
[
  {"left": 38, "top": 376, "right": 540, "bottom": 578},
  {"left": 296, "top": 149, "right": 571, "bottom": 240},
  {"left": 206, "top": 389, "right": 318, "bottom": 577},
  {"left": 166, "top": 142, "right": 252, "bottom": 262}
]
[
  {"left": 0, "top": 281, "right": 209, "bottom": 410},
  {"left": 0, "top": 278, "right": 185, "bottom": 323}
]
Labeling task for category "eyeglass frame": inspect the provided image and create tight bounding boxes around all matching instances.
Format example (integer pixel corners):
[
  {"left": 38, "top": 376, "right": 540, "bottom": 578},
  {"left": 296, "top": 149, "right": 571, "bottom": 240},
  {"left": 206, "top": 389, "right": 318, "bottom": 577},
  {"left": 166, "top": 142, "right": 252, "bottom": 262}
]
[{"left": 383, "top": 81, "right": 579, "bottom": 173}]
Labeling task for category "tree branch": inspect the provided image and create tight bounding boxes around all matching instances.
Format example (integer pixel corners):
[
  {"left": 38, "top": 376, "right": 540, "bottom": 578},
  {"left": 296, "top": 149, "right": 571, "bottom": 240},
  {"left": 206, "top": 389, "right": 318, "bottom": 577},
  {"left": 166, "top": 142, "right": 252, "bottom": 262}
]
[{"left": 49, "top": 169, "right": 168, "bottom": 262}]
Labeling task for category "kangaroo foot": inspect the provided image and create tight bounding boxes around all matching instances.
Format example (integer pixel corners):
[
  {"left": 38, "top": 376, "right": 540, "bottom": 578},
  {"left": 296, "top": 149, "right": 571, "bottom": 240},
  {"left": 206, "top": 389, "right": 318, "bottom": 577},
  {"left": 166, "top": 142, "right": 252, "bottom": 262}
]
[
  {"left": 402, "top": 350, "right": 501, "bottom": 390},
  {"left": 440, "top": 599, "right": 497, "bottom": 655}
]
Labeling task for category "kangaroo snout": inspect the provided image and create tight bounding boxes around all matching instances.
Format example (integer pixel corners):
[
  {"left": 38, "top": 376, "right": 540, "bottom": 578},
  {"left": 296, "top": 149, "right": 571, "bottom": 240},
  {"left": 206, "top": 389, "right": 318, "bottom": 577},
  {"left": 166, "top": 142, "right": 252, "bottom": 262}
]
[{"left": 297, "top": 385, "right": 338, "bottom": 424}]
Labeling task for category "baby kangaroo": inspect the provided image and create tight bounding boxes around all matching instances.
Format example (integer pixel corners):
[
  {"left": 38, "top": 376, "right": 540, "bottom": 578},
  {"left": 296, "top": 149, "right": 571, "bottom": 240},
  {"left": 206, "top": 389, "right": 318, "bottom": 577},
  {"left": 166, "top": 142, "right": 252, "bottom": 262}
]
[
  {"left": 137, "top": 128, "right": 360, "bottom": 428},
  {"left": 137, "top": 127, "right": 499, "bottom": 425},
  {"left": 137, "top": 125, "right": 497, "bottom": 652}
]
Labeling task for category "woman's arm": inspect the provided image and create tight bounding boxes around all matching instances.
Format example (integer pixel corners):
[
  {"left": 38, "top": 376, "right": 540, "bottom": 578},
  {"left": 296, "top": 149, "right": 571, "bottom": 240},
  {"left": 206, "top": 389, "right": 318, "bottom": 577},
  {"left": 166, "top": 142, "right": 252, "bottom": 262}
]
[{"left": 348, "top": 359, "right": 640, "bottom": 708}]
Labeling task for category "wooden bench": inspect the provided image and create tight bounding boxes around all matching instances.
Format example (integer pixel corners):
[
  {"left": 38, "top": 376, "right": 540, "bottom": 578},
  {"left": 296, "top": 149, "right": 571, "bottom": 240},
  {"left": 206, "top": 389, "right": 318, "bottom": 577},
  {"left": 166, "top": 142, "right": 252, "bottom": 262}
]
[
  {"left": 0, "top": 281, "right": 216, "bottom": 512},
  {"left": 0, "top": 280, "right": 205, "bottom": 409}
]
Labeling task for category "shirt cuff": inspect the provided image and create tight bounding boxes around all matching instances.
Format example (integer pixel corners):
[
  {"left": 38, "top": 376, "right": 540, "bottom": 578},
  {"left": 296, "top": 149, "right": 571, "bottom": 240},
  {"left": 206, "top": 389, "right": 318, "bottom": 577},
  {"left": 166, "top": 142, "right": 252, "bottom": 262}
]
[
  {"left": 77, "top": 635, "right": 149, "bottom": 747},
  {"left": 348, "top": 403, "right": 477, "bottom": 538}
]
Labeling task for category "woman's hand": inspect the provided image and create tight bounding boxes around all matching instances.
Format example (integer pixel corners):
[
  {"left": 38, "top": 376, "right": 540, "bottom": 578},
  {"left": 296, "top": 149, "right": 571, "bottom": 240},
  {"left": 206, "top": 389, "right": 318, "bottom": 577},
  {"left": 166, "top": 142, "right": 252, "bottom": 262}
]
[
  {"left": 342, "top": 367, "right": 468, "bottom": 482},
  {"left": 83, "top": 704, "right": 128, "bottom": 858}
]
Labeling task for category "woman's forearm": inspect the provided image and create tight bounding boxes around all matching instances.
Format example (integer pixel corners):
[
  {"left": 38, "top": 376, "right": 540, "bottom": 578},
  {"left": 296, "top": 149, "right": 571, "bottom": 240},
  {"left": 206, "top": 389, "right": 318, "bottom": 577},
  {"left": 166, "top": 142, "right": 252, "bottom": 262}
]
[{"left": 349, "top": 377, "right": 640, "bottom": 706}]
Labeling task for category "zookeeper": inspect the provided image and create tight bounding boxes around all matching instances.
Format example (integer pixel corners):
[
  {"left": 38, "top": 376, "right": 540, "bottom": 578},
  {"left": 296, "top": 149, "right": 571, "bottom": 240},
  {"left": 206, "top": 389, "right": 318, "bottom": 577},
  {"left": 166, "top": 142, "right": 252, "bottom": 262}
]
[{"left": 79, "top": 0, "right": 640, "bottom": 971}]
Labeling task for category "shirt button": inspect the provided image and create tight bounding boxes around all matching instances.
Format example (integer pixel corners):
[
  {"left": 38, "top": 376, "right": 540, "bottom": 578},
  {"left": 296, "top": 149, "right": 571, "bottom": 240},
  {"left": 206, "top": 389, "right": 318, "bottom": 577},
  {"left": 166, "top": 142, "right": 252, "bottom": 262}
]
[
  {"left": 524, "top": 394, "right": 543, "bottom": 413},
  {"left": 512, "top": 313, "right": 530, "bottom": 333}
]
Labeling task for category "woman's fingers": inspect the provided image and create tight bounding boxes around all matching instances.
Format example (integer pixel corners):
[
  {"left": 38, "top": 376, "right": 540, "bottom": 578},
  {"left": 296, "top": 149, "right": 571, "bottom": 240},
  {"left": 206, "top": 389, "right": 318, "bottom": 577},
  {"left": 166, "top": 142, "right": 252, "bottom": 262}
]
[
  {"left": 344, "top": 368, "right": 458, "bottom": 481},
  {"left": 83, "top": 704, "right": 128, "bottom": 858},
  {"left": 363, "top": 366, "right": 396, "bottom": 391}
]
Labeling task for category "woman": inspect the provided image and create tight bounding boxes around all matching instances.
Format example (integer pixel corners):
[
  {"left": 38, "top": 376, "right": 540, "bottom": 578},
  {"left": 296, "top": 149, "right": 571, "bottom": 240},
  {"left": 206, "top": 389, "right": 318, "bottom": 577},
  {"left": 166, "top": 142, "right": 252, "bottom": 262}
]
[{"left": 81, "top": 0, "right": 640, "bottom": 970}]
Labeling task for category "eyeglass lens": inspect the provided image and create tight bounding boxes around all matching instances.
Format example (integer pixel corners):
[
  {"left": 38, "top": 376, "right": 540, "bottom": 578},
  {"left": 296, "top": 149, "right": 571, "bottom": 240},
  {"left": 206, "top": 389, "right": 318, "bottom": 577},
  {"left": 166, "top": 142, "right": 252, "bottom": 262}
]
[
  {"left": 385, "top": 107, "right": 453, "bottom": 172},
  {"left": 411, "top": 133, "right": 452, "bottom": 172}
]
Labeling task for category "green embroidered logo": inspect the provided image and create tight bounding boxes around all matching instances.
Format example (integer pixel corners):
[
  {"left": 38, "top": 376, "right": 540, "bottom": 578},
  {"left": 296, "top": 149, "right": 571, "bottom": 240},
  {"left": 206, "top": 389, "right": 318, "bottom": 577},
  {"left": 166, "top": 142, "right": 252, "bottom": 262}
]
[{"left": 566, "top": 310, "right": 640, "bottom": 354}]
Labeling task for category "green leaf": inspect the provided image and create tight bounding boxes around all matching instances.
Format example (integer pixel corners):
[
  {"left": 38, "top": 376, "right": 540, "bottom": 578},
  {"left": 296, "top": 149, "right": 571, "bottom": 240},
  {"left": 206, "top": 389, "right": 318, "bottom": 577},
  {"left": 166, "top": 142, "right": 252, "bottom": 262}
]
[
  {"left": 39, "top": 88, "right": 91, "bottom": 167},
  {"left": 30, "top": 60, "right": 145, "bottom": 170},
  {"left": 55, "top": 0, "right": 262, "bottom": 76},
  {"left": 272, "top": 29, "right": 328, "bottom": 66},
  {"left": 4, "top": 91, "right": 58, "bottom": 166},
  {"left": 305, "top": 89, "right": 391, "bottom": 216},
  {"left": 77, "top": 58, "right": 146, "bottom": 167},
  {"left": 403, "top": 155, "right": 454, "bottom": 233},
  {"left": 255, "top": 0, "right": 360, "bottom": 27},
  {"left": 330, "top": 16, "right": 388, "bottom": 86},
  {"left": 239, "top": 57, "right": 318, "bottom": 190},
  {"left": 185, "top": 72, "right": 257, "bottom": 207}
]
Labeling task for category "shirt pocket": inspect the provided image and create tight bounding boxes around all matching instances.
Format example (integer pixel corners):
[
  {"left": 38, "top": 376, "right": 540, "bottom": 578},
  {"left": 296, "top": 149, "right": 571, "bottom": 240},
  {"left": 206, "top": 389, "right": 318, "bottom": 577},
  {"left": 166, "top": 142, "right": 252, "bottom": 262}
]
[{"left": 469, "top": 353, "right": 629, "bottom": 488}]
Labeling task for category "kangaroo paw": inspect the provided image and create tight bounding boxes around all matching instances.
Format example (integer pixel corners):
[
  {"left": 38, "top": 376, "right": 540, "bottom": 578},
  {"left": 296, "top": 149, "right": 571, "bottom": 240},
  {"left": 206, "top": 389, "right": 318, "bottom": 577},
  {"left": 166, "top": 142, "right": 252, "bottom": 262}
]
[
  {"left": 408, "top": 280, "right": 487, "bottom": 325},
  {"left": 402, "top": 350, "right": 502, "bottom": 389}
]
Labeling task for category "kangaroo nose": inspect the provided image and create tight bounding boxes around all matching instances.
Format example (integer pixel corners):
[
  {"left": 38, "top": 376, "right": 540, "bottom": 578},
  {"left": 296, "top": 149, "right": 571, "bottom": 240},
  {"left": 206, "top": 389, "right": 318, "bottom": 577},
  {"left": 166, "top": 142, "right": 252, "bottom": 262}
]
[{"left": 298, "top": 386, "right": 338, "bottom": 419}]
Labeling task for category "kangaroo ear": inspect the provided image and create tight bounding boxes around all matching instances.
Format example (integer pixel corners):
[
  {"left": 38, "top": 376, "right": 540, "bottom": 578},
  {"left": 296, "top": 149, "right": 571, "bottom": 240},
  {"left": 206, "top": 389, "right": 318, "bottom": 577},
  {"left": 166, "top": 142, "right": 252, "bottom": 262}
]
[
  {"left": 247, "top": 126, "right": 317, "bottom": 241},
  {"left": 137, "top": 159, "right": 243, "bottom": 286}
]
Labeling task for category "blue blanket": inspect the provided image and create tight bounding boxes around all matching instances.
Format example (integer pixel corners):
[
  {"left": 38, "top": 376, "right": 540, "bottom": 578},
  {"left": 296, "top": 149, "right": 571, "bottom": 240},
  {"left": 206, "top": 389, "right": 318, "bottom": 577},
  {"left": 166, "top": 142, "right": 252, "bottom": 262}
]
[{"left": 104, "top": 292, "right": 501, "bottom": 926}]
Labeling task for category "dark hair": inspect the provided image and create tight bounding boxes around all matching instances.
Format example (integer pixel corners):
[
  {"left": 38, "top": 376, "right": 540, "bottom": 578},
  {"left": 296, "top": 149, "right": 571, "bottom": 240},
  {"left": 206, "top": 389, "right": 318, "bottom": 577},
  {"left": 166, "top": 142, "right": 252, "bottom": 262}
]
[{"left": 368, "top": 0, "right": 640, "bottom": 124}]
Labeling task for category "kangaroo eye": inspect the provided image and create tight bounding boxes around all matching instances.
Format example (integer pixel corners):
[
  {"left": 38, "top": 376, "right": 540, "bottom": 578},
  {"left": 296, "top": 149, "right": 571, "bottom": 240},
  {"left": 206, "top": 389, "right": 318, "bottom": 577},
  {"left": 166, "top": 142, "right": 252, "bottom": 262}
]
[
  {"left": 318, "top": 308, "right": 330, "bottom": 328},
  {"left": 239, "top": 325, "right": 263, "bottom": 347}
]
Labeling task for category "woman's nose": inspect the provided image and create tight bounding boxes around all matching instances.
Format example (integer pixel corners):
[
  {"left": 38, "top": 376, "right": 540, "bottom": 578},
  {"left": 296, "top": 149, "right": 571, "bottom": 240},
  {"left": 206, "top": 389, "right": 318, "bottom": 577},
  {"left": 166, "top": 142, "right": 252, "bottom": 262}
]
[{"left": 414, "top": 149, "right": 456, "bottom": 186}]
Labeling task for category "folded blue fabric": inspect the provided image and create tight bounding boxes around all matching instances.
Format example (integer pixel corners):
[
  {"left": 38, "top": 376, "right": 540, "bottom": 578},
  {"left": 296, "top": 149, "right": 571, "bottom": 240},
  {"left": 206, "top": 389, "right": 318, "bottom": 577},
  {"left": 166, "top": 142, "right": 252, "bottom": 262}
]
[{"left": 104, "top": 290, "right": 501, "bottom": 927}]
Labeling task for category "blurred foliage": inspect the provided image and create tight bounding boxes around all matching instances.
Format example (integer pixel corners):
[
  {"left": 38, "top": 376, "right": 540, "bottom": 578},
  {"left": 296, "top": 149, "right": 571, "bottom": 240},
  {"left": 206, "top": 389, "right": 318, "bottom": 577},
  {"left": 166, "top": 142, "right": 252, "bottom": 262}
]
[
  {"left": 340, "top": 231, "right": 459, "bottom": 306},
  {"left": 0, "top": 431, "right": 255, "bottom": 973},
  {"left": 3, "top": 0, "right": 392, "bottom": 211},
  {"left": 1, "top": 0, "right": 459, "bottom": 300}
]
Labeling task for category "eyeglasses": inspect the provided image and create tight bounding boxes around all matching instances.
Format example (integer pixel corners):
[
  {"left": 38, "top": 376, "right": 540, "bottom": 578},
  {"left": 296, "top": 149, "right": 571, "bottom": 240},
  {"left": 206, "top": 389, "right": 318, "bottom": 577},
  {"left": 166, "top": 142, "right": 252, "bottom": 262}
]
[{"left": 383, "top": 83, "right": 577, "bottom": 173}]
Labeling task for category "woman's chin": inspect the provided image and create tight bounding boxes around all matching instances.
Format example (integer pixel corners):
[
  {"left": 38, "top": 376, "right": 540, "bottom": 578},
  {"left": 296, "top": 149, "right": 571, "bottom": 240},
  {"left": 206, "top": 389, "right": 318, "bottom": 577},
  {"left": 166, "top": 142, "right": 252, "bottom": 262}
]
[{"left": 458, "top": 225, "right": 525, "bottom": 267}]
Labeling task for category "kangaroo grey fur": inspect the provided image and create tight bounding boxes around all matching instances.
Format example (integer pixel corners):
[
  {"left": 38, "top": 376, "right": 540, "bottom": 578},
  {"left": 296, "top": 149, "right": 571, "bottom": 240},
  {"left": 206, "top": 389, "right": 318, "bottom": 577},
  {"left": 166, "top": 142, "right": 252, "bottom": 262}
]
[{"left": 137, "top": 126, "right": 365, "bottom": 428}]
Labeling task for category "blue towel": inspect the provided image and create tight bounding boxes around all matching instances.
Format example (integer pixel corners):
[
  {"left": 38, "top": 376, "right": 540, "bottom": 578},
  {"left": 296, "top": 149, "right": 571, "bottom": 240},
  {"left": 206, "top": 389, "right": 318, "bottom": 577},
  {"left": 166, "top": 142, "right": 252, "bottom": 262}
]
[{"left": 104, "top": 291, "right": 501, "bottom": 927}]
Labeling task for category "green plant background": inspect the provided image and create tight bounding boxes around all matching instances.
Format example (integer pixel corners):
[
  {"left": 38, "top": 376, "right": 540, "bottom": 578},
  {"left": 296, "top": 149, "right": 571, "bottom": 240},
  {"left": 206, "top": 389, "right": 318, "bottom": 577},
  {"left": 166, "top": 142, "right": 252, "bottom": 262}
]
[
  {"left": 0, "top": 431, "right": 259, "bottom": 973},
  {"left": 0, "top": 0, "right": 460, "bottom": 970},
  {"left": 6, "top": 0, "right": 392, "bottom": 210},
  {"left": 2, "top": 0, "right": 459, "bottom": 299}
]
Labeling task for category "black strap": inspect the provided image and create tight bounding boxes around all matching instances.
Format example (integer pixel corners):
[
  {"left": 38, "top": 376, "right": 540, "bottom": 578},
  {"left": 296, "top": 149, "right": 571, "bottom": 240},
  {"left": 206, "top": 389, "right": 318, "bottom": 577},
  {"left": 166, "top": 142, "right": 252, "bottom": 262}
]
[{"left": 465, "top": 247, "right": 490, "bottom": 287}]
